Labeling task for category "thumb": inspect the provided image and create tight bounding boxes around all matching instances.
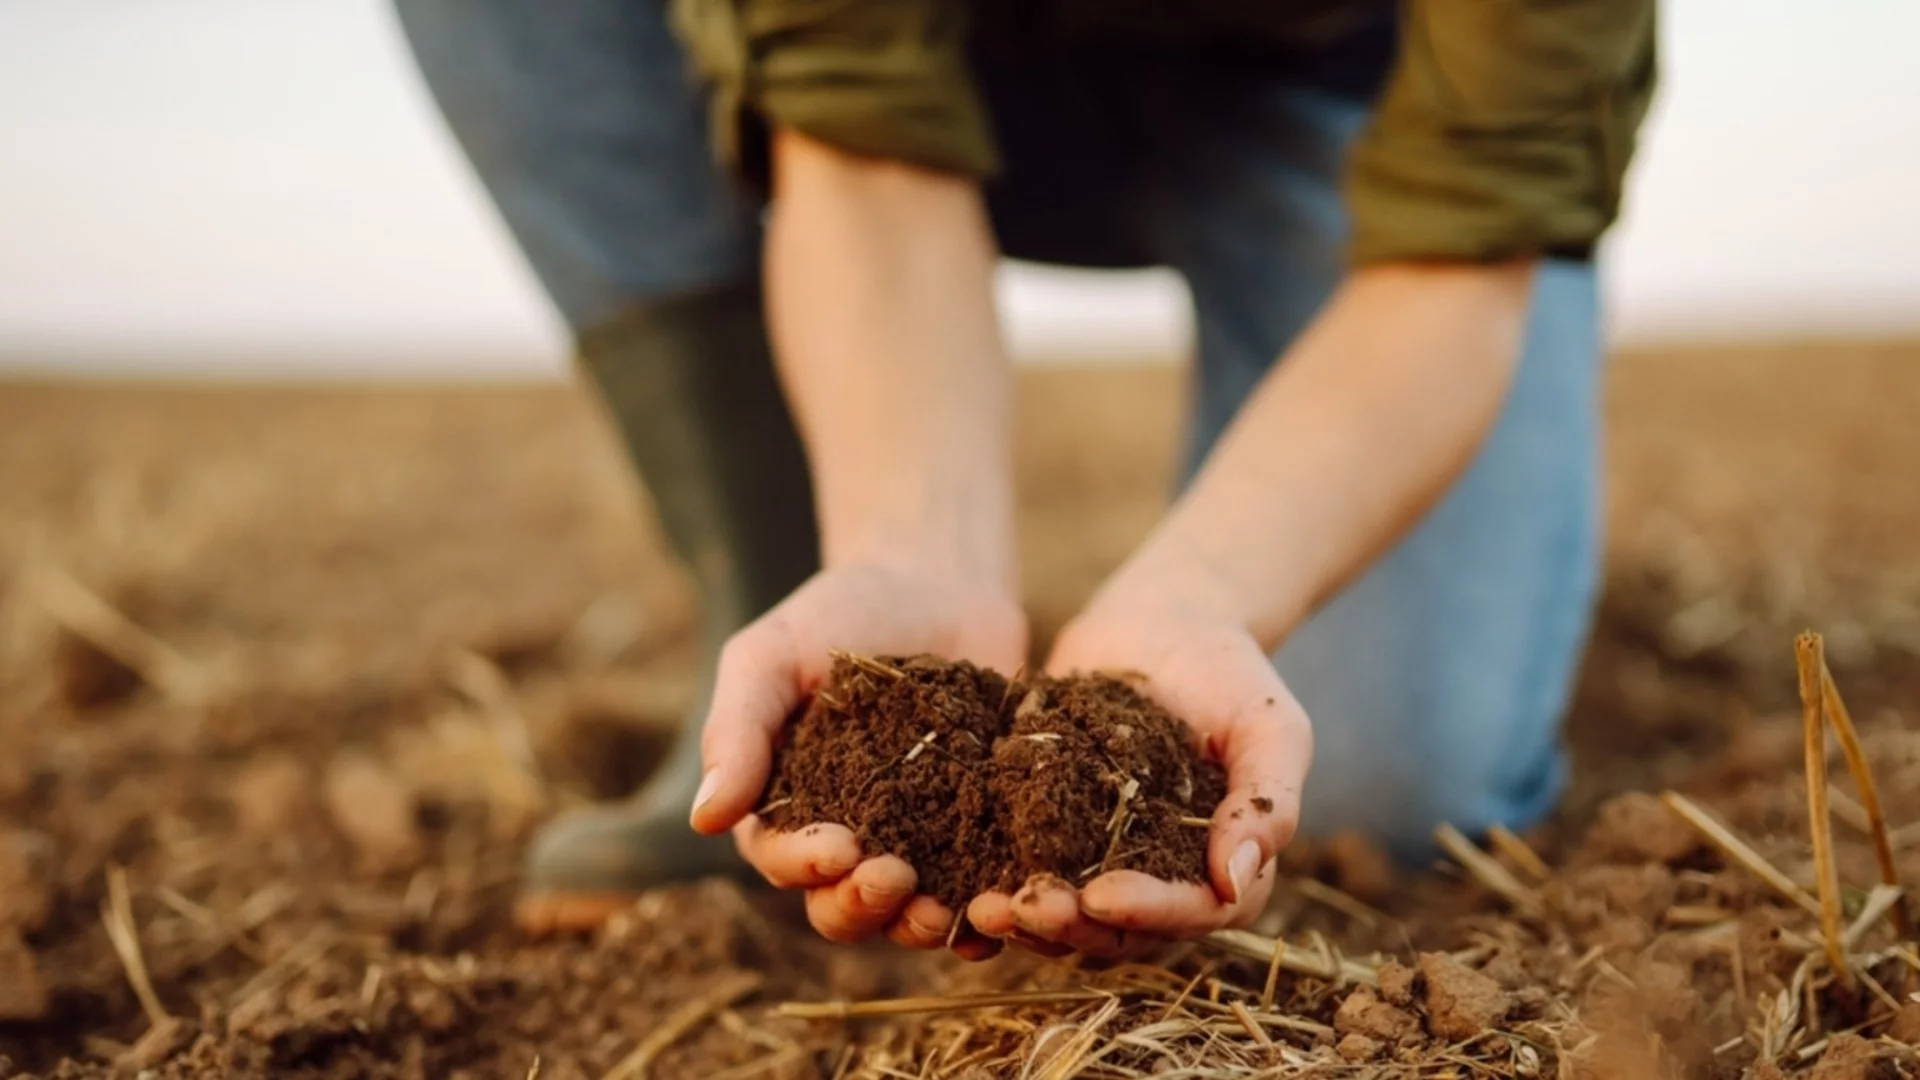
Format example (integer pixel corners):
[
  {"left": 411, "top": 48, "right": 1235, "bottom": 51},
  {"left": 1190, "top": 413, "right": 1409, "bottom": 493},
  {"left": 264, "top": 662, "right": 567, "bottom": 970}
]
[
  {"left": 1196, "top": 649, "right": 1313, "bottom": 908},
  {"left": 690, "top": 618, "right": 807, "bottom": 835}
]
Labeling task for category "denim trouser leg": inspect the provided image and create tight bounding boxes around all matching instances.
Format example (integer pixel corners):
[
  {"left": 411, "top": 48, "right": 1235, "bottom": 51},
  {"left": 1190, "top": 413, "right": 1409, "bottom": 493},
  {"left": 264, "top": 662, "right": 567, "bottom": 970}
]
[
  {"left": 392, "top": 0, "right": 757, "bottom": 329},
  {"left": 1160, "top": 86, "right": 1604, "bottom": 860}
]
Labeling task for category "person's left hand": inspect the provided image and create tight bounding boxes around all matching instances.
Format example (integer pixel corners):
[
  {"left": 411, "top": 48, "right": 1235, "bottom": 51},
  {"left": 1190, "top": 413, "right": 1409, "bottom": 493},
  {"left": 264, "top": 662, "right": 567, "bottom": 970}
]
[{"left": 965, "top": 595, "right": 1313, "bottom": 958}]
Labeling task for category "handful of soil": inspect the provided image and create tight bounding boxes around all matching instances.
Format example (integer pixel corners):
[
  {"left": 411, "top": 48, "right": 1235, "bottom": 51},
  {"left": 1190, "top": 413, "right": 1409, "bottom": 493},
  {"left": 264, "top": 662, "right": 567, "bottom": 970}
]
[{"left": 760, "top": 654, "right": 1227, "bottom": 909}]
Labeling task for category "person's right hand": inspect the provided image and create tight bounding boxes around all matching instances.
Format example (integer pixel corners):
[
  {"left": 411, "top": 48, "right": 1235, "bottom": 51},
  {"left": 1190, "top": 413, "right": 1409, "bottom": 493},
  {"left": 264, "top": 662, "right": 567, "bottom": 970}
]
[{"left": 687, "top": 562, "right": 1026, "bottom": 958}]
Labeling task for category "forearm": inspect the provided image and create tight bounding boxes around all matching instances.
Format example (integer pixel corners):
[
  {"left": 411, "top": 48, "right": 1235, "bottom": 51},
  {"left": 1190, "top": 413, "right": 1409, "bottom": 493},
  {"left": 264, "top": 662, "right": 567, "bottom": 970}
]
[
  {"left": 1108, "top": 261, "right": 1537, "bottom": 648},
  {"left": 764, "top": 132, "right": 1017, "bottom": 593}
]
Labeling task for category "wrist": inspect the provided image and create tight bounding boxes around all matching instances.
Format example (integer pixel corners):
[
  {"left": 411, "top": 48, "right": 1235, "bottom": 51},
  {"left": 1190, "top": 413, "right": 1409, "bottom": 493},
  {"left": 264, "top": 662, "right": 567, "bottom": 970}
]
[
  {"left": 1087, "top": 521, "right": 1266, "bottom": 632},
  {"left": 1095, "top": 265, "right": 1534, "bottom": 649},
  {"left": 823, "top": 500, "right": 1018, "bottom": 602}
]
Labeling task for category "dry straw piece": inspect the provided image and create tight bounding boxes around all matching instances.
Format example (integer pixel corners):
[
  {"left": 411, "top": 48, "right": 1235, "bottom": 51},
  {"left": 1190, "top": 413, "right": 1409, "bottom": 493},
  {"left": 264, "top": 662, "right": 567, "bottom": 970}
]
[
  {"left": 99, "top": 865, "right": 170, "bottom": 1030},
  {"left": 1433, "top": 822, "right": 1543, "bottom": 915},
  {"left": 1660, "top": 791, "right": 1823, "bottom": 918},
  {"left": 1795, "top": 632, "right": 1852, "bottom": 988},
  {"left": 603, "top": 971, "right": 763, "bottom": 1080},
  {"left": 777, "top": 989, "right": 1113, "bottom": 1021},
  {"left": 1486, "top": 823, "right": 1552, "bottom": 883},
  {"left": 1806, "top": 632, "right": 1911, "bottom": 936},
  {"left": 34, "top": 566, "right": 205, "bottom": 703}
]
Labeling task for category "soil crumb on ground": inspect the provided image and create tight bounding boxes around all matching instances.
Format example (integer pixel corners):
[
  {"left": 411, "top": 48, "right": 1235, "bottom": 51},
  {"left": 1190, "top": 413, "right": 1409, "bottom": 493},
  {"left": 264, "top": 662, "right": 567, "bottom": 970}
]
[
  {"left": 761, "top": 655, "right": 1225, "bottom": 907},
  {"left": 1415, "top": 952, "right": 1512, "bottom": 1041}
]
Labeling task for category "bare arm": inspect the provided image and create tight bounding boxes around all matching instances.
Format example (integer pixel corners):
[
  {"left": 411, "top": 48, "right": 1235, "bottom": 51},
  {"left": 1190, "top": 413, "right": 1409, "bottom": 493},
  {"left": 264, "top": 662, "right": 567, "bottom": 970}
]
[
  {"left": 762, "top": 131, "right": 1017, "bottom": 595},
  {"left": 692, "top": 131, "right": 1023, "bottom": 955},
  {"left": 1092, "top": 260, "right": 1536, "bottom": 646},
  {"left": 974, "top": 261, "right": 1539, "bottom": 950}
]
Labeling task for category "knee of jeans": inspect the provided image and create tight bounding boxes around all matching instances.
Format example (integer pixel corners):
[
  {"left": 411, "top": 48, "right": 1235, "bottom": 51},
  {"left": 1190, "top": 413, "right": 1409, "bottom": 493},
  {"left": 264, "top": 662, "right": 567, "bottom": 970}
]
[
  {"left": 1402, "top": 743, "right": 1566, "bottom": 862},
  {"left": 1293, "top": 629, "right": 1575, "bottom": 864},
  {"left": 1304, "top": 730, "right": 1566, "bottom": 866}
]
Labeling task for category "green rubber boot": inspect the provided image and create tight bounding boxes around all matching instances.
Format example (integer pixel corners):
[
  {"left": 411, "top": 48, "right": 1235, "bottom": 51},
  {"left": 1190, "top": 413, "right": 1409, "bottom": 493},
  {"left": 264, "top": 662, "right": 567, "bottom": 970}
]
[{"left": 518, "top": 281, "right": 817, "bottom": 932}]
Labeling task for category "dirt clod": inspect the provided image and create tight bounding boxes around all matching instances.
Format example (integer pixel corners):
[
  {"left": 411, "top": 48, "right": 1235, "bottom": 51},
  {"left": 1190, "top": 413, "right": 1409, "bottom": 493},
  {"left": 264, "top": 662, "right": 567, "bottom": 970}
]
[
  {"left": 1888, "top": 1003, "right": 1920, "bottom": 1044},
  {"left": 324, "top": 752, "right": 422, "bottom": 872},
  {"left": 1810, "top": 1034, "right": 1896, "bottom": 1080},
  {"left": 1336, "top": 1032, "right": 1383, "bottom": 1062},
  {"left": 1630, "top": 959, "right": 1702, "bottom": 1030},
  {"left": 0, "top": 931, "right": 45, "bottom": 1021},
  {"left": 1376, "top": 960, "right": 1418, "bottom": 1008},
  {"left": 762, "top": 656, "right": 1225, "bottom": 908},
  {"left": 0, "top": 830, "right": 52, "bottom": 933},
  {"left": 1334, "top": 985, "right": 1422, "bottom": 1044},
  {"left": 1417, "top": 953, "right": 1512, "bottom": 1041},
  {"left": 1582, "top": 791, "right": 1702, "bottom": 865},
  {"left": 1553, "top": 862, "right": 1678, "bottom": 932},
  {"left": 230, "top": 752, "right": 314, "bottom": 838}
]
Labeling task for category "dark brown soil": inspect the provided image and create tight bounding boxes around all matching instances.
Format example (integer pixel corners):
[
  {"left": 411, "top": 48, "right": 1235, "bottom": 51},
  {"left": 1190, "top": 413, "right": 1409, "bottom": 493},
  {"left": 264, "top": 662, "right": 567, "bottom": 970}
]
[{"left": 761, "top": 655, "right": 1225, "bottom": 908}]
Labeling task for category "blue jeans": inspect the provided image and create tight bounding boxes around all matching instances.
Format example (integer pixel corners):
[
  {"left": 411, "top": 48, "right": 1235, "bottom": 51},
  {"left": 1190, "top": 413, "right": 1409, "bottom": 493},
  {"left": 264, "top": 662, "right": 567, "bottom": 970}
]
[{"left": 396, "top": 1, "right": 1603, "bottom": 858}]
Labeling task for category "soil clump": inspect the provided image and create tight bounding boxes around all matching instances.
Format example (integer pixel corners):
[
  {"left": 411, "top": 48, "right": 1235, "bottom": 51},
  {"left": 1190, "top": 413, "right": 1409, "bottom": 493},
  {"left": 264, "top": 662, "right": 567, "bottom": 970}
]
[{"left": 761, "top": 655, "right": 1225, "bottom": 908}]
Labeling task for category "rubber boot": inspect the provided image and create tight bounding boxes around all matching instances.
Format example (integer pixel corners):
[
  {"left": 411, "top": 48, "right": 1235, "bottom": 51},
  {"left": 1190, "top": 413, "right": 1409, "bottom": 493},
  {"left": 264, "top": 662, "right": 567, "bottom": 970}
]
[{"left": 516, "top": 281, "right": 817, "bottom": 933}]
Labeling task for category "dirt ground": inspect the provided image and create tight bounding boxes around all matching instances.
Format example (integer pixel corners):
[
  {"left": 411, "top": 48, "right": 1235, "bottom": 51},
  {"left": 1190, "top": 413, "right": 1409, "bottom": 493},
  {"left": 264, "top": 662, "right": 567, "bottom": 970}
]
[{"left": 1, "top": 342, "right": 1918, "bottom": 1079}]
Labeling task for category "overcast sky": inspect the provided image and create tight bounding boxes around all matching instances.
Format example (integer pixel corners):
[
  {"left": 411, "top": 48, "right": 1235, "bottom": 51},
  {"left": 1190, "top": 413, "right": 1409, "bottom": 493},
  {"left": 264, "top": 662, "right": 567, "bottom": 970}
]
[{"left": 2, "top": 0, "right": 1917, "bottom": 376}]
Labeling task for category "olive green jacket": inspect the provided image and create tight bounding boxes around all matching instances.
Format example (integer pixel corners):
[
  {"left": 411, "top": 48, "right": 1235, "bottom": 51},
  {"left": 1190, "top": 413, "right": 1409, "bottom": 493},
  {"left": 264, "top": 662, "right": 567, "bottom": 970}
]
[{"left": 670, "top": 0, "right": 1656, "bottom": 264}]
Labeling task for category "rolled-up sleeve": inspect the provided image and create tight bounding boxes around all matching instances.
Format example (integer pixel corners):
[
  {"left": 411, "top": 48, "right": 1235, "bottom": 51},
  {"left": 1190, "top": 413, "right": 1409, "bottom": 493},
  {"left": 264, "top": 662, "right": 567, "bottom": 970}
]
[
  {"left": 670, "top": 0, "right": 997, "bottom": 185},
  {"left": 1345, "top": 0, "right": 1657, "bottom": 264}
]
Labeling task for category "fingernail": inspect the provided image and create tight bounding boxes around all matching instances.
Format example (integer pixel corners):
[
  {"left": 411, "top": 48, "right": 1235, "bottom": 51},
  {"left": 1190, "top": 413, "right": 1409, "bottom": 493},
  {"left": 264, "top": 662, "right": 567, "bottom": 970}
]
[
  {"left": 857, "top": 882, "right": 910, "bottom": 910},
  {"left": 816, "top": 852, "right": 861, "bottom": 878},
  {"left": 690, "top": 769, "right": 720, "bottom": 820},
  {"left": 1228, "top": 840, "right": 1261, "bottom": 904}
]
